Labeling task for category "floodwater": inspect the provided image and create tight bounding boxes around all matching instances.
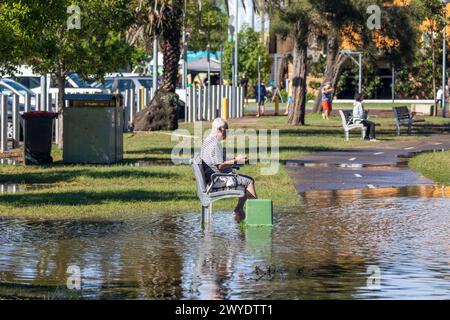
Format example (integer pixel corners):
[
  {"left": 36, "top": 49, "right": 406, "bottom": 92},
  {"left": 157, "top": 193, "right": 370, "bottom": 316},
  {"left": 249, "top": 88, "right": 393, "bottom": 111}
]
[{"left": 0, "top": 185, "right": 449, "bottom": 299}]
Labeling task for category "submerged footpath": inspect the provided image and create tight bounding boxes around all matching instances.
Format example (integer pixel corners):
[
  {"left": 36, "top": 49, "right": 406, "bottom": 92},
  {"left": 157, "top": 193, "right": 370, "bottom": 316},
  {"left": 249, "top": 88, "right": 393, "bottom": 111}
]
[{"left": 286, "top": 134, "right": 450, "bottom": 193}]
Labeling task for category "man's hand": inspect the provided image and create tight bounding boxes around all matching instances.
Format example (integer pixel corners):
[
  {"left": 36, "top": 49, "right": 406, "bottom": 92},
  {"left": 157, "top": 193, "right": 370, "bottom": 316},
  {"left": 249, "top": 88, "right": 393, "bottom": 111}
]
[{"left": 235, "top": 155, "right": 248, "bottom": 164}]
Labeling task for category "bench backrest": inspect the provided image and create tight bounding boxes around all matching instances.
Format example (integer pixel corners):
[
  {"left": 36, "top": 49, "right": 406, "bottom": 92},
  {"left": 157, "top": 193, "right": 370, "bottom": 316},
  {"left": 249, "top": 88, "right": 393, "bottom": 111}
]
[
  {"left": 339, "top": 110, "right": 353, "bottom": 128},
  {"left": 393, "top": 106, "right": 411, "bottom": 121},
  {"left": 191, "top": 153, "right": 207, "bottom": 197}
]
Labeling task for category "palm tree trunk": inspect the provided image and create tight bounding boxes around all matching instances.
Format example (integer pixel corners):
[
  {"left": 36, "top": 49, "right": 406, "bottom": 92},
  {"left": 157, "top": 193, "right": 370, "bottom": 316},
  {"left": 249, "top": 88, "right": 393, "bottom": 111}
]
[
  {"left": 160, "top": 4, "right": 182, "bottom": 93},
  {"left": 133, "top": 0, "right": 183, "bottom": 131},
  {"left": 260, "top": 0, "right": 266, "bottom": 44}
]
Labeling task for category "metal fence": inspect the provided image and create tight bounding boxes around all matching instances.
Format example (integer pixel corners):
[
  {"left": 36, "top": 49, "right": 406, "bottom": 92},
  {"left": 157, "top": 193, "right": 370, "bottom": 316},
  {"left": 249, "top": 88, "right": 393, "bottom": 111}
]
[
  {"left": 185, "top": 85, "right": 244, "bottom": 123},
  {"left": 0, "top": 86, "right": 243, "bottom": 153}
]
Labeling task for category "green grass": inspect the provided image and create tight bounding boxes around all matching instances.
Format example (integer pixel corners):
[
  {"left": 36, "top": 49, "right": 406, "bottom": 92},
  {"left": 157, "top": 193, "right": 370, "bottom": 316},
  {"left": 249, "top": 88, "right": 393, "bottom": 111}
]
[
  {"left": 244, "top": 101, "right": 415, "bottom": 110},
  {"left": 0, "top": 113, "right": 449, "bottom": 220},
  {"left": 410, "top": 150, "right": 450, "bottom": 185}
]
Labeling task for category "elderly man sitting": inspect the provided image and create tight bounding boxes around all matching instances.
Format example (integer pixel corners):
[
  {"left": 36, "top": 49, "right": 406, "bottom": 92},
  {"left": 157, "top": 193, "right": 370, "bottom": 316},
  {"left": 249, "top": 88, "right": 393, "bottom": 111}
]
[{"left": 201, "top": 118, "right": 257, "bottom": 218}]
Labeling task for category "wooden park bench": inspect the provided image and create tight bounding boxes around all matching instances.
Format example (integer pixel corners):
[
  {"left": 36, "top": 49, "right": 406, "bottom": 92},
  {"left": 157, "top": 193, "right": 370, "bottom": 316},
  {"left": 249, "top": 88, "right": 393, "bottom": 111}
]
[
  {"left": 191, "top": 153, "right": 245, "bottom": 222},
  {"left": 392, "top": 106, "right": 426, "bottom": 135},
  {"left": 339, "top": 110, "right": 367, "bottom": 141}
]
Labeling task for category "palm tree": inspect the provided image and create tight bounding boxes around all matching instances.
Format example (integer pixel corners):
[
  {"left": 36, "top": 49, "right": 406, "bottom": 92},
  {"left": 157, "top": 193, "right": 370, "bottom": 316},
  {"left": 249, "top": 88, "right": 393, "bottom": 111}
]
[
  {"left": 271, "top": 0, "right": 312, "bottom": 125},
  {"left": 128, "top": 0, "right": 184, "bottom": 131}
]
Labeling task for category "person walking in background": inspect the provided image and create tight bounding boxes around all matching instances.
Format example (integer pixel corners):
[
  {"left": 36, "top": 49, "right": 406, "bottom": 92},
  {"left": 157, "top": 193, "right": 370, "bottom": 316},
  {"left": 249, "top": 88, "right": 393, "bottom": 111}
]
[
  {"left": 321, "top": 82, "right": 333, "bottom": 120},
  {"left": 240, "top": 74, "right": 249, "bottom": 106},
  {"left": 436, "top": 87, "right": 443, "bottom": 109},
  {"left": 284, "top": 79, "right": 293, "bottom": 116},
  {"left": 445, "top": 79, "right": 450, "bottom": 111},
  {"left": 352, "top": 93, "right": 377, "bottom": 141},
  {"left": 255, "top": 82, "right": 267, "bottom": 117}
]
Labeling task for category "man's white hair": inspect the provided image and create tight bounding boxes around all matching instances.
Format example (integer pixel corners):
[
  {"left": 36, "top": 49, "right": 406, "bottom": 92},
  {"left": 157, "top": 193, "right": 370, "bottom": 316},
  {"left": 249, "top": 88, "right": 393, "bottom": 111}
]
[{"left": 211, "top": 117, "right": 228, "bottom": 135}]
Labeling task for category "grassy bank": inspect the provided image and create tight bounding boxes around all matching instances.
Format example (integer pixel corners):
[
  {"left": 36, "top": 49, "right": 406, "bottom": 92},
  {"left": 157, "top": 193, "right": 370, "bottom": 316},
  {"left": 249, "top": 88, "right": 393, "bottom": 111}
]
[
  {"left": 1, "top": 113, "right": 449, "bottom": 220},
  {"left": 410, "top": 150, "right": 450, "bottom": 185}
]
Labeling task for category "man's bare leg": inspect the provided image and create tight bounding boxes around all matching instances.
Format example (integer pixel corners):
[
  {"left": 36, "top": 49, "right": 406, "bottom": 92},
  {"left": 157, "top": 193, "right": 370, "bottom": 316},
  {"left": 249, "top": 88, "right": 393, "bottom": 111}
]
[
  {"left": 234, "top": 195, "right": 247, "bottom": 220},
  {"left": 246, "top": 182, "right": 257, "bottom": 199}
]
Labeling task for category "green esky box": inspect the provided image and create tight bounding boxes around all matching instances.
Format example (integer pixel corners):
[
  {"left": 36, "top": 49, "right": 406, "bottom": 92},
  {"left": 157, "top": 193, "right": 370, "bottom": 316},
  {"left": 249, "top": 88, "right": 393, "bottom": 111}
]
[{"left": 245, "top": 199, "right": 273, "bottom": 226}]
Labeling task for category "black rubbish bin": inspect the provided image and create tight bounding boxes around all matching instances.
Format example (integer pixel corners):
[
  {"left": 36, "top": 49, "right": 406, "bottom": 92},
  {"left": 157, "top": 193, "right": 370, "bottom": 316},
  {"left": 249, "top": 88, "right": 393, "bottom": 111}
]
[{"left": 22, "top": 111, "right": 58, "bottom": 165}]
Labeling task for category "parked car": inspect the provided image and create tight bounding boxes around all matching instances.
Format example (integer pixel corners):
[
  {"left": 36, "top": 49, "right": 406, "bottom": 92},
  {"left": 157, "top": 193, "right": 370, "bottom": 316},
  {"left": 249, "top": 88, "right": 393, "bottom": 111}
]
[
  {"left": 0, "top": 78, "right": 36, "bottom": 138},
  {"left": 0, "top": 78, "right": 36, "bottom": 106},
  {"left": 93, "top": 75, "right": 153, "bottom": 92},
  {"left": 93, "top": 75, "right": 186, "bottom": 120},
  {"left": 15, "top": 72, "right": 103, "bottom": 95},
  {"left": 0, "top": 95, "right": 27, "bottom": 140}
]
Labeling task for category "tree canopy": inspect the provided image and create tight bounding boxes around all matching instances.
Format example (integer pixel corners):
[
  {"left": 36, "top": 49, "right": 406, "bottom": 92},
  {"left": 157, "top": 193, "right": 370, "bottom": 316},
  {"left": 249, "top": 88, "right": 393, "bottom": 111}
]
[{"left": 222, "top": 26, "right": 271, "bottom": 87}]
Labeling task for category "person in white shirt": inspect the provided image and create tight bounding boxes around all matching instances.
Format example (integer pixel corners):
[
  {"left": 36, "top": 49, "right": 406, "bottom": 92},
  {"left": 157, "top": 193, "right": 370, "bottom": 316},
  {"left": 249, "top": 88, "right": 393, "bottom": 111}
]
[
  {"left": 201, "top": 118, "right": 257, "bottom": 219},
  {"left": 436, "top": 88, "right": 443, "bottom": 109},
  {"left": 352, "top": 93, "right": 377, "bottom": 141}
]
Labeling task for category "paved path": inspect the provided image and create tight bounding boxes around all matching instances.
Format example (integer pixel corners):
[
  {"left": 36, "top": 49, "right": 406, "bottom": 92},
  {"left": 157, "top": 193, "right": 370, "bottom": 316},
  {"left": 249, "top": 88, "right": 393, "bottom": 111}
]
[{"left": 286, "top": 135, "right": 450, "bottom": 193}]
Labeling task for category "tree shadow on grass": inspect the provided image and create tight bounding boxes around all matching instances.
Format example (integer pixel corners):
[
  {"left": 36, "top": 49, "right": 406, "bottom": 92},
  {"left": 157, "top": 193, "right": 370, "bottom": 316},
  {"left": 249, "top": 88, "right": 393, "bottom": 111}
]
[
  {"left": 124, "top": 147, "right": 176, "bottom": 155},
  {"left": 0, "top": 169, "right": 178, "bottom": 185},
  {"left": 0, "top": 189, "right": 196, "bottom": 207},
  {"left": 278, "top": 124, "right": 450, "bottom": 137},
  {"left": 121, "top": 157, "right": 178, "bottom": 165}
]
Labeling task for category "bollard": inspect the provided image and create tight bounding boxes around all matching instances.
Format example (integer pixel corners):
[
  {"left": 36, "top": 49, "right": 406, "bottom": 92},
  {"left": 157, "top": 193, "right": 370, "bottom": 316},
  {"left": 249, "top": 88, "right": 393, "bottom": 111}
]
[
  {"left": 274, "top": 96, "right": 280, "bottom": 116},
  {"left": 25, "top": 94, "right": 31, "bottom": 112},
  {"left": 222, "top": 97, "right": 229, "bottom": 120},
  {"left": 129, "top": 88, "right": 135, "bottom": 125},
  {"left": 1, "top": 96, "right": 8, "bottom": 153},
  {"left": 245, "top": 199, "right": 273, "bottom": 226},
  {"left": 36, "top": 93, "right": 41, "bottom": 111},
  {"left": 139, "top": 87, "right": 145, "bottom": 112},
  {"left": 12, "top": 95, "right": 20, "bottom": 148}
]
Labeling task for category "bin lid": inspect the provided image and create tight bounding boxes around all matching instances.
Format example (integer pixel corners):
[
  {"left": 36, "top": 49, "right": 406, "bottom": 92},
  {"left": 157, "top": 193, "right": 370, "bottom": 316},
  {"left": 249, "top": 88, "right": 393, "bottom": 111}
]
[
  {"left": 64, "top": 94, "right": 118, "bottom": 101},
  {"left": 22, "top": 111, "right": 59, "bottom": 119}
]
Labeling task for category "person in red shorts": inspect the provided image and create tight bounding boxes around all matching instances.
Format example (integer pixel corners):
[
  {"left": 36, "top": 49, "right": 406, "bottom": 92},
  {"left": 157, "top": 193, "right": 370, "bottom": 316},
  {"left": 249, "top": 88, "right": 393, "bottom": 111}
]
[{"left": 321, "top": 82, "right": 333, "bottom": 120}]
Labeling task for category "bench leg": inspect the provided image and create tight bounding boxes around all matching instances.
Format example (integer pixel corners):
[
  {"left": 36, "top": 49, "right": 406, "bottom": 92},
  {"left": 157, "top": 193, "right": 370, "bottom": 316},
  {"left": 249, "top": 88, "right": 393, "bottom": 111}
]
[
  {"left": 201, "top": 205, "right": 209, "bottom": 224},
  {"left": 201, "top": 204, "right": 213, "bottom": 224},
  {"left": 396, "top": 125, "right": 401, "bottom": 136},
  {"left": 361, "top": 127, "right": 367, "bottom": 140},
  {"left": 407, "top": 123, "right": 412, "bottom": 135},
  {"left": 345, "top": 130, "right": 349, "bottom": 141}
]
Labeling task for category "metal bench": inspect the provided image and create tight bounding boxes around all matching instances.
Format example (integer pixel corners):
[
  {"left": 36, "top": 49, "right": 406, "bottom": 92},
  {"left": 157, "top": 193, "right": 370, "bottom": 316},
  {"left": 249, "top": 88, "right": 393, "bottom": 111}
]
[
  {"left": 191, "top": 153, "right": 245, "bottom": 223},
  {"left": 392, "top": 106, "right": 426, "bottom": 135},
  {"left": 339, "top": 110, "right": 367, "bottom": 141}
]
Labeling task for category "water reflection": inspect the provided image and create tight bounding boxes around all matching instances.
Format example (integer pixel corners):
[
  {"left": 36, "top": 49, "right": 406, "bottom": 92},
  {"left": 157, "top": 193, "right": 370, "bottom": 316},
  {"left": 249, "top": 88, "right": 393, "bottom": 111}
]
[
  {"left": 0, "top": 185, "right": 449, "bottom": 299},
  {"left": 0, "top": 158, "right": 19, "bottom": 166},
  {"left": 0, "top": 184, "right": 25, "bottom": 194}
]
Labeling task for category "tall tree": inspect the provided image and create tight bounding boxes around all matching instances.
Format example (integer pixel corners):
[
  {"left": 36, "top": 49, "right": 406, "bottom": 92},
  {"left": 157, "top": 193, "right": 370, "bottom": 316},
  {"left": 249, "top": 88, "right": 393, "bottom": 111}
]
[
  {"left": 271, "top": 0, "right": 311, "bottom": 125},
  {"left": 311, "top": 0, "right": 418, "bottom": 112},
  {"left": 310, "top": 0, "right": 364, "bottom": 112},
  {"left": 222, "top": 26, "right": 271, "bottom": 87},
  {"left": 130, "top": 0, "right": 184, "bottom": 131},
  {"left": 1, "top": 0, "right": 134, "bottom": 145},
  {"left": 0, "top": 8, "right": 24, "bottom": 76},
  {"left": 185, "top": 0, "right": 228, "bottom": 51},
  {"left": 411, "top": 0, "right": 446, "bottom": 116}
]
